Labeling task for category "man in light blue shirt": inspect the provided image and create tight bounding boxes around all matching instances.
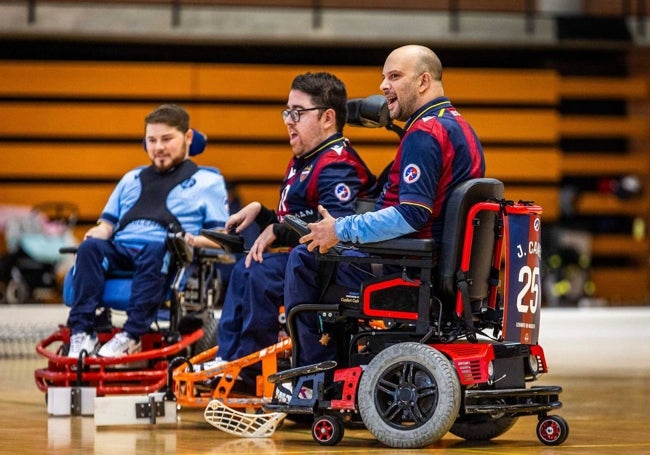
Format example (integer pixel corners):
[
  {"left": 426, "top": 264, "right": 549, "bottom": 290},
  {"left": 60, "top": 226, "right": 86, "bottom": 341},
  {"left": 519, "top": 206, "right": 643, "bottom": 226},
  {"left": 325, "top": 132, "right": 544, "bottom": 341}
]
[{"left": 66, "top": 104, "right": 229, "bottom": 358}]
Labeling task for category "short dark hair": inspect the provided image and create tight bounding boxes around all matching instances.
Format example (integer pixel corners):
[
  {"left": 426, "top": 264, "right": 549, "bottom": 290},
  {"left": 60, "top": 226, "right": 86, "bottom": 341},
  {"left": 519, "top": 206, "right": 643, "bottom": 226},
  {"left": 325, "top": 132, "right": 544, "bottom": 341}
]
[
  {"left": 291, "top": 72, "right": 347, "bottom": 131},
  {"left": 144, "top": 104, "right": 190, "bottom": 133}
]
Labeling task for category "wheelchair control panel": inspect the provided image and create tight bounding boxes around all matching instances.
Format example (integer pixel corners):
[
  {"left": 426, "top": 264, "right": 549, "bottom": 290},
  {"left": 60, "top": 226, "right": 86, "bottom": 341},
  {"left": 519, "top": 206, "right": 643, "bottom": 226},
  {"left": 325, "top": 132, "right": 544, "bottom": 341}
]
[
  {"left": 284, "top": 214, "right": 311, "bottom": 237},
  {"left": 200, "top": 229, "right": 245, "bottom": 254}
]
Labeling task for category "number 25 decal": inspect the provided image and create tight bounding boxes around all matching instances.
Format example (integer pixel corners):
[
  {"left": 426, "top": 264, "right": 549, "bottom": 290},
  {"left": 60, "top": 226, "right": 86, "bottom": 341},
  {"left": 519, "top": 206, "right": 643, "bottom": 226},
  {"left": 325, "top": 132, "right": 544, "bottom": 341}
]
[{"left": 516, "top": 265, "right": 540, "bottom": 314}]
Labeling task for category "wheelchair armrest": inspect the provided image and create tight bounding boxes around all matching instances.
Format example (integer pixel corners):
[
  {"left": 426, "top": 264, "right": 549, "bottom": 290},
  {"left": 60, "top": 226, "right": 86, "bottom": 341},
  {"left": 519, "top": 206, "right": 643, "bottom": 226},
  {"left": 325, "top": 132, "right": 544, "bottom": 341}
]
[
  {"left": 196, "top": 246, "right": 238, "bottom": 265},
  {"left": 200, "top": 229, "right": 244, "bottom": 254},
  {"left": 197, "top": 246, "right": 228, "bottom": 259},
  {"left": 352, "top": 237, "right": 435, "bottom": 256},
  {"left": 285, "top": 213, "right": 435, "bottom": 257}
]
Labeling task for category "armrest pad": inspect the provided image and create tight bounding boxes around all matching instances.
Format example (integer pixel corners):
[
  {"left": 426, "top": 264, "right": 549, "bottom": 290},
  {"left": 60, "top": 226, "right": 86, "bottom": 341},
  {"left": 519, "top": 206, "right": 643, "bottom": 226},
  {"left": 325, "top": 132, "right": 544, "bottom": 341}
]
[
  {"left": 201, "top": 229, "right": 245, "bottom": 254},
  {"left": 353, "top": 237, "right": 435, "bottom": 256}
]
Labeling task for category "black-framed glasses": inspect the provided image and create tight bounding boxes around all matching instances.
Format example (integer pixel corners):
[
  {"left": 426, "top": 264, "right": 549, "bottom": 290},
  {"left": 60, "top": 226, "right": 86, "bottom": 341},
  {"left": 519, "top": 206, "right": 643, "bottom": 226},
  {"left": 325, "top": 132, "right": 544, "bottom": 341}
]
[{"left": 281, "top": 106, "right": 328, "bottom": 123}]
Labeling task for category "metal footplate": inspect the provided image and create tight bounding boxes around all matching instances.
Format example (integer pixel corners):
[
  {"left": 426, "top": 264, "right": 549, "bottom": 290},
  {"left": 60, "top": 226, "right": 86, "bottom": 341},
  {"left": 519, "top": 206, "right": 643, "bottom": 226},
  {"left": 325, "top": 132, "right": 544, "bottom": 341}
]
[
  {"left": 264, "top": 361, "right": 337, "bottom": 414},
  {"left": 464, "top": 385, "right": 563, "bottom": 416},
  {"left": 267, "top": 360, "right": 337, "bottom": 384}
]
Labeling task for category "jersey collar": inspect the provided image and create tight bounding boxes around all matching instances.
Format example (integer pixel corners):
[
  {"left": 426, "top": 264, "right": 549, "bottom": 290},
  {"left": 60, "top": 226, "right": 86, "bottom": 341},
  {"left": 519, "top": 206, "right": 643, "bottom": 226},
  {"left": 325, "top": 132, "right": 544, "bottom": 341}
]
[
  {"left": 404, "top": 97, "right": 452, "bottom": 133},
  {"left": 298, "top": 132, "right": 346, "bottom": 163}
]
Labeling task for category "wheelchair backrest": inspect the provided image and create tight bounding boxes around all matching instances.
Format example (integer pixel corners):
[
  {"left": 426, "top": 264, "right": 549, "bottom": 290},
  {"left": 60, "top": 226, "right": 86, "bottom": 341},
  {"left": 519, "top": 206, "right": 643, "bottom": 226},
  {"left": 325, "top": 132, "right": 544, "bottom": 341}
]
[{"left": 437, "top": 178, "right": 504, "bottom": 303}]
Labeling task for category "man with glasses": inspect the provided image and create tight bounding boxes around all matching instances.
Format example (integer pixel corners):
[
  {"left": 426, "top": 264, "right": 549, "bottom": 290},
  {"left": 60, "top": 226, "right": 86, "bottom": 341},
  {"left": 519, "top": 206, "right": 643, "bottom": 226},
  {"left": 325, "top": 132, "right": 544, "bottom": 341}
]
[{"left": 193, "top": 72, "right": 376, "bottom": 390}]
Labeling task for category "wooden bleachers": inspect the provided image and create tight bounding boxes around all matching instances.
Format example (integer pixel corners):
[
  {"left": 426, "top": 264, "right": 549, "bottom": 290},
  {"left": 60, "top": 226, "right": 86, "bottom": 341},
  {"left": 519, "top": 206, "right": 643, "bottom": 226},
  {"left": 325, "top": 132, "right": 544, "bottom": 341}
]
[
  {"left": 2, "top": 60, "right": 649, "bottom": 303},
  {"left": 557, "top": 74, "right": 649, "bottom": 303},
  {"left": 0, "top": 61, "right": 561, "bottom": 237}
]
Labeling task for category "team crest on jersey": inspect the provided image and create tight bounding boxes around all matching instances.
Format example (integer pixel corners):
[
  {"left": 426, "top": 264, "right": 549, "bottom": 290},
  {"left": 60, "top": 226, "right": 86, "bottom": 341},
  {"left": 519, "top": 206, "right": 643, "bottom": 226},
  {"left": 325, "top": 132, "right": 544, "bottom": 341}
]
[
  {"left": 335, "top": 183, "right": 351, "bottom": 202},
  {"left": 181, "top": 178, "right": 197, "bottom": 188},
  {"left": 300, "top": 165, "right": 313, "bottom": 182},
  {"left": 403, "top": 164, "right": 421, "bottom": 184}
]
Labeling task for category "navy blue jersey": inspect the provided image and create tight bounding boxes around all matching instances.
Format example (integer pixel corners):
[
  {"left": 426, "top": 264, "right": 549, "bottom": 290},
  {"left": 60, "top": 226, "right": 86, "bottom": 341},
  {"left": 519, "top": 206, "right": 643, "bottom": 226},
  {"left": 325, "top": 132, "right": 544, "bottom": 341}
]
[
  {"left": 277, "top": 133, "right": 376, "bottom": 222},
  {"left": 377, "top": 97, "right": 485, "bottom": 241}
]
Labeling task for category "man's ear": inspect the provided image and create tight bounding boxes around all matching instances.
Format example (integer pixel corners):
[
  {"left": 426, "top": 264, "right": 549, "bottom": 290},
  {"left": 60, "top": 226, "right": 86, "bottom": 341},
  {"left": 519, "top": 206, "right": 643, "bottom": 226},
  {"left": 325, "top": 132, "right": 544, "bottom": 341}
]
[
  {"left": 142, "top": 138, "right": 147, "bottom": 151},
  {"left": 323, "top": 107, "right": 336, "bottom": 128},
  {"left": 419, "top": 72, "right": 432, "bottom": 93}
]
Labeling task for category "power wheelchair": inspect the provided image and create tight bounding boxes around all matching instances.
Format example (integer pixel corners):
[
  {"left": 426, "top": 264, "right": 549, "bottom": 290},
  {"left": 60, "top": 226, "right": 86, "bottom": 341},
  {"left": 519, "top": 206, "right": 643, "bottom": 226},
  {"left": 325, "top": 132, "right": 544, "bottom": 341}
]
[
  {"left": 34, "top": 130, "right": 236, "bottom": 398},
  {"left": 264, "top": 176, "right": 567, "bottom": 448},
  {"left": 250, "top": 95, "right": 567, "bottom": 447}
]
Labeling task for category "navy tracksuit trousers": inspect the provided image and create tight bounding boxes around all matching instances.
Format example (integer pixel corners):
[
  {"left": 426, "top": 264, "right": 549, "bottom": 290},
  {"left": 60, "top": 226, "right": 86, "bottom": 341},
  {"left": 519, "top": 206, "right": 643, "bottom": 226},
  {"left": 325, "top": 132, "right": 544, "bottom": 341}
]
[{"left": 67, "top": 238, "right": 169, "bottom": 337}]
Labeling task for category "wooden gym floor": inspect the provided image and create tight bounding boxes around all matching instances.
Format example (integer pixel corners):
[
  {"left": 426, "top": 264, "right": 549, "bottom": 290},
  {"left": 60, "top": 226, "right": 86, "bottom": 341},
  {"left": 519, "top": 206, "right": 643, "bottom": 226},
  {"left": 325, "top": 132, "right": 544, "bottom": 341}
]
[{"left": 1, "top": 306, "right": 649, "bottom": 454}]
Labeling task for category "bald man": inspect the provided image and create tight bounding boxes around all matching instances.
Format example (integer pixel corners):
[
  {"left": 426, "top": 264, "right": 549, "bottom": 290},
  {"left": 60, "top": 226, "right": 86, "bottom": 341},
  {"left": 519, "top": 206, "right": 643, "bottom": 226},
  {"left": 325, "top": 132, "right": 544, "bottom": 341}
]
[{"left": 282, "top": 45, "right": 486, "bottom": 372}]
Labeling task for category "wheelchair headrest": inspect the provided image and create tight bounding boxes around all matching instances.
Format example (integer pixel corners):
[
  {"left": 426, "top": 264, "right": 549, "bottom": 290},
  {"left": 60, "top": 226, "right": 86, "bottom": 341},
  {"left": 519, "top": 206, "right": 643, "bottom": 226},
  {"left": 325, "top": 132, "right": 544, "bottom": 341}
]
[
  {"left": 143, "top": 128, "right": 207, "bottom": 156},
  {"left": 189, "top": 129, "right": 207, "bottom": 156},
  {"left": 438, "top": 178, "right": 504, "bottom": 298},
  {"left": 346, "top": 95, "right": 390, "bottom": 128}
]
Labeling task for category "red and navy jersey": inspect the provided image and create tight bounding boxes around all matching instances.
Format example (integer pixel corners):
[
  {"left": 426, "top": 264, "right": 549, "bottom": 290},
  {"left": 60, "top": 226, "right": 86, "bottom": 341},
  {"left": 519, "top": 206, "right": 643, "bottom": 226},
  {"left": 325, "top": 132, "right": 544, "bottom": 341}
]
[
  {"left": 377, "top": 97, "right": 485, "bottom": 241},
  {"left": 277, "top": 133, "right": 376, "bottom": 222}
]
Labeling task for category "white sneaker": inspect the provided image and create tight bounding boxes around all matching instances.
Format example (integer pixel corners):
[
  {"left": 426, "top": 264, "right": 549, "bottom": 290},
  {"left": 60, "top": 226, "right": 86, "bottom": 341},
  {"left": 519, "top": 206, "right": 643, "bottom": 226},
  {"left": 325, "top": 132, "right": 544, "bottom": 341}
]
[
  {"left": 274, "top": 382, "right": 312, "bottom": 403},
  {"left": 67, "top": 332, "right": 98, "bottom": 358},
  {"left": 97, "top": 332, "right": 142, "bottom": 357},
  {"left": 191, "top": 357, "right": 227, "bottom": 372}
]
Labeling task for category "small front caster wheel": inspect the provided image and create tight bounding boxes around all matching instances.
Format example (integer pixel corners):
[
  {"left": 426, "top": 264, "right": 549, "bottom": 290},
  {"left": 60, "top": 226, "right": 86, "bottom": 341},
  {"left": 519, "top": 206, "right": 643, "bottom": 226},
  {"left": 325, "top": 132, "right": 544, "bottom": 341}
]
[
  {"left": 537, "top": 415, "right": 569, "bottom": 446},
  {"left": 311, "top": 415, "right": 344, "bottom": 446}
]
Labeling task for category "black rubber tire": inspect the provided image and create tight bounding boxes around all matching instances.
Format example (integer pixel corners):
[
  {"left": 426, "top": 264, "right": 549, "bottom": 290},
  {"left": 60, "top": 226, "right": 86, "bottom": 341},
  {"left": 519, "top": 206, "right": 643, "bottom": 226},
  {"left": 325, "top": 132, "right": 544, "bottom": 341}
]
[
  {"left": 450, "top": 415, "right": 518, "bottom": 440},
  {"left": 358, "top": 342, "right": 461, "bottom": 448},
  {"left": 192, "top": 313, "right": 218, "bottom": 356},
  {"left": 0, "top": 281, "right": 8, "bottom": 304},
  {"left": 6, "top": 277, "right": 30, "bottom": 304}
]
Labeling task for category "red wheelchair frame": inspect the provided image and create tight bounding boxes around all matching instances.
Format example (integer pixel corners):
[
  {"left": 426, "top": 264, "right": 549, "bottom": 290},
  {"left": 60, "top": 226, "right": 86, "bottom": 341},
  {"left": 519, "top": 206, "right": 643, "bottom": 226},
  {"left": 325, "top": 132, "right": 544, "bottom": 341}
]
[
  {"left": 33, "top": 234, "right": 229, "bottom": 398},
  {"left": 263, "top": 178, "right": 568, "bottom": 448}
]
